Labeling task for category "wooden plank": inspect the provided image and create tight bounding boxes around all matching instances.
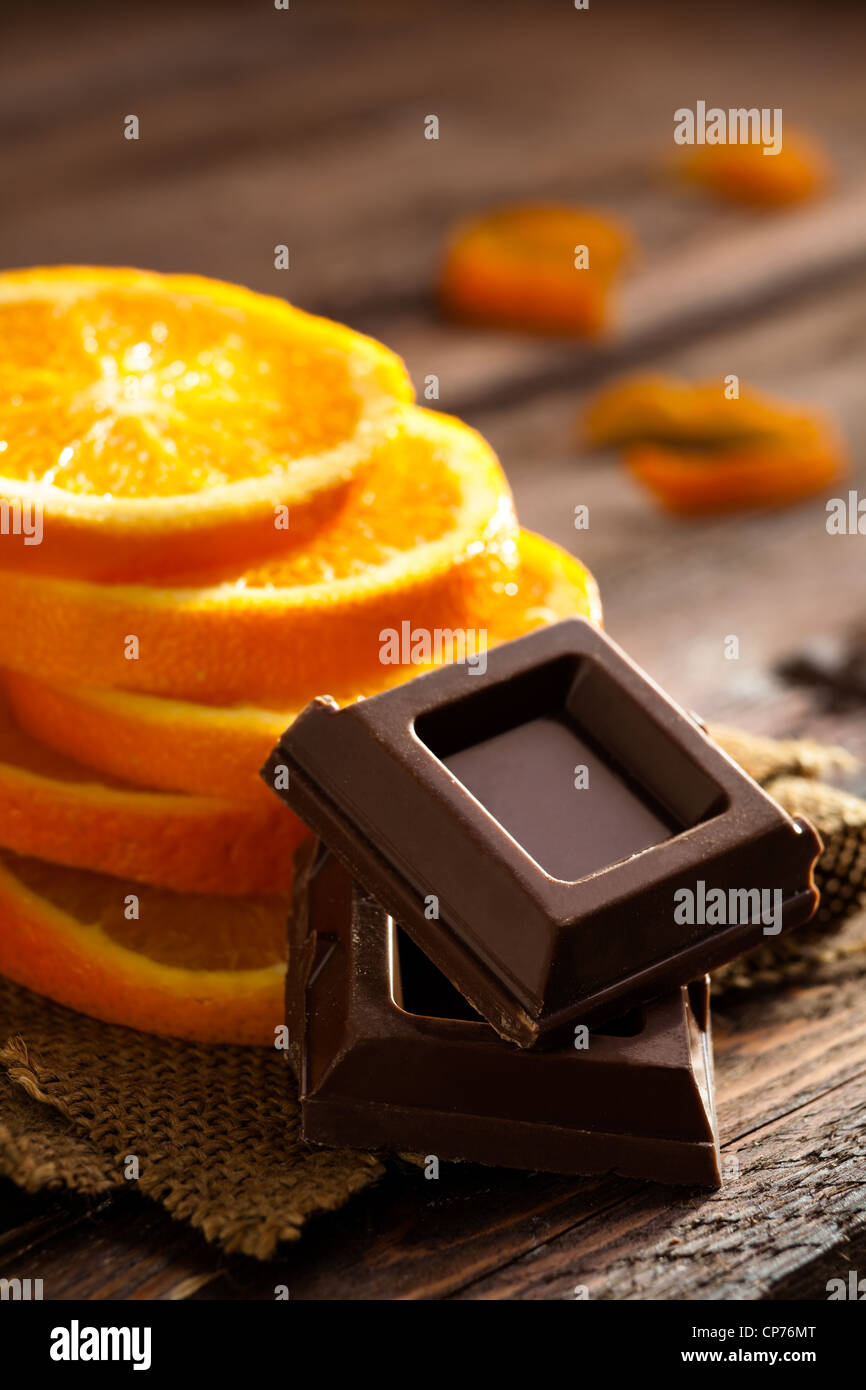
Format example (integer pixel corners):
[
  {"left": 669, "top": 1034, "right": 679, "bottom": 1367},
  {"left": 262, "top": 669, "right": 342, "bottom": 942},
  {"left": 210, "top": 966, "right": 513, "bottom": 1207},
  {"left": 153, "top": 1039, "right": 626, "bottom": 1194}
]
[
  {"left": 266, "top": 940, "right": 866, "bottom": 1300},
  {"left": 4, "top": 1040, "right": 863, "bottom": 1301},
  {"left": 0, "top": 1184, "right": 121, "bottom": 1285},
  {"left": 0, "top": 1183, "right": 78, "bottom": 1246},
  {"left": 1, "top": 936, "right": 860, "bottom": 1303},
  {"left": 453, "top": 1067, "right": 866, "bottom": 1300},
  {"left": 2, "top": 0, "right": 865, "bottom": 337},
  {"left": 0, "top": 1188, "right": 229, "bottom": 1301},
  {"left": 453, "top": 269, "right": 866, "bottom": 740},
  {"left": 7, "top": 920, "right": 846, "bottom": 1302},
  {"left": 372, "top": 181, "right": 866, "bottom": 416}
]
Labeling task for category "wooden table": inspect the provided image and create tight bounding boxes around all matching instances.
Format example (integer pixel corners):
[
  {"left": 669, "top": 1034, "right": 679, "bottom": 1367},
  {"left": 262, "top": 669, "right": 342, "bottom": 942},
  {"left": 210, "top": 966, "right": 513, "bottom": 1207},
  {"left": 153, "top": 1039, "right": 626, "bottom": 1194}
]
[{"left": 1, "top": 0, "right": 865, "bottom": 1300}]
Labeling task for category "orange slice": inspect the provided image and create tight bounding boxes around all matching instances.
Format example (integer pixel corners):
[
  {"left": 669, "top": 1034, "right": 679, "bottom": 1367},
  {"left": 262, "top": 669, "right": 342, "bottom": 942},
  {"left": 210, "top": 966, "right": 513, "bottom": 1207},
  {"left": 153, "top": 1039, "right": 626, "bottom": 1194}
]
[
  {"left": 0, "top": 407, "right": 517, "bottom": 705},
  {"left": 0, "top": 689, "right": 302, "bottom": 893},
  {"left": 0, "top": 849, "right": 287, "bottom": 1044},
  {"left": 582, "top": 375, "right": 833, "bottom": 451},
  {"left": 439, "top": 205, "right": 632, "bottom": 336},
  {"left": 625, "top": 436, "right": 844, "bottom": 514},
  {"left": 583, "top": 374, "right": 846, "bottom": 512},
  {"left": 0, "top": 266, "right": 412, "bottom": 580},
  {"left": 2, "top": 531, "right": 602, "bottom": 802},
  {"left": 677, "top": 128, "right": 830, "bottom": 205}
]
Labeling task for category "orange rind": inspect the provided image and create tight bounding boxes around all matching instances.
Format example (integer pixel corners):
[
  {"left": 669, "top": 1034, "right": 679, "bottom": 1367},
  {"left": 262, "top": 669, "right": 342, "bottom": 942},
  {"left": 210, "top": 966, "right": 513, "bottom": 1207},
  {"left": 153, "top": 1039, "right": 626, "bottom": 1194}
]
[
  {"left": 625, "top": 436, "right": 844, "bottom": 514},
  {"left": 440, "top": 204, "right": 632, "bottom": 336},
  {"left": 582, "top": 375, "right": 830, "bottom": 451},
  {"left": 0, "top": 689, "right": 302, "bottom": 893},
  {"left": 0, "top": 849, "right": 288, "bottom": 1044},
  {"left": 582, "top": 374, "right": 845, "bottom": 513},
  {"left": 677, "top": 128, "right": 830, "bottom": 205}
]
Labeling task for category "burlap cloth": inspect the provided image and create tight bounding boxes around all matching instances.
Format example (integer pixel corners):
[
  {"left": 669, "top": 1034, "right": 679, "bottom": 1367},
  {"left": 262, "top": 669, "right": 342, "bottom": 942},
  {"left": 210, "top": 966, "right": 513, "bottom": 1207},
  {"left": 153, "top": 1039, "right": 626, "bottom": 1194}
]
[{"left": 1, "top": 724, "right": 864, "bottom": 1259}]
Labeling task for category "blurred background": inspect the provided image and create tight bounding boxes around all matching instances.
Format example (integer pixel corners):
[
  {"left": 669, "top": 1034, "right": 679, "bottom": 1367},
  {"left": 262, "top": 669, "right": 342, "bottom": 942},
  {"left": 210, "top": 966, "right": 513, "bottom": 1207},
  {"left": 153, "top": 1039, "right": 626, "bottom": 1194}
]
[{"left": 3, "top": 0, "right": 866, "bottom": 761}]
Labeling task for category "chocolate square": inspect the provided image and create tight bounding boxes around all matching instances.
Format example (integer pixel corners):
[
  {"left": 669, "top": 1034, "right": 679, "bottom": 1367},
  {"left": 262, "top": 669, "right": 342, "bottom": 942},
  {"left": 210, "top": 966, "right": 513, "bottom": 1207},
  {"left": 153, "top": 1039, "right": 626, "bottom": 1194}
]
[
  {"left": 288, "top": 844, "right": 722, "bottom": 1187},
  {"left": 266, "top": 619, "right": 820, "bottom": 1045}
]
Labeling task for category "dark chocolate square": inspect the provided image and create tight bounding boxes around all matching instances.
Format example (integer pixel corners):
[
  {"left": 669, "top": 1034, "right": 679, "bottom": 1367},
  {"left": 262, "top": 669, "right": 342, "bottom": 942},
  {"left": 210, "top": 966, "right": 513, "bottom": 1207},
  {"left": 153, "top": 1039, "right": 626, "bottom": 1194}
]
[
  {"left": 287, "top": 844, "right": 722, "bottom": 1187},
  {"left": 266, "top": 619, "right": 820, "bottom": 1046}
]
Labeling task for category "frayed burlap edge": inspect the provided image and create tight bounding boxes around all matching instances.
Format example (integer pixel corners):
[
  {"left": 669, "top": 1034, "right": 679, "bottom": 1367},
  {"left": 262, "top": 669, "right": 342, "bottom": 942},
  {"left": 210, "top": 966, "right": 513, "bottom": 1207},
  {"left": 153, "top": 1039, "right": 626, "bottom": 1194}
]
[
  {"left": 708, "top": 723, "right": 858, "bottom": 787},
  {"left": 0, "top": 1062, "right": 119, "bottom": 1197},
  {"left": 709, "top": 728, "right": 866, "bottom": 993},
  {"left": 0, "top": 982, "right": 384, "bottom": 1260}
]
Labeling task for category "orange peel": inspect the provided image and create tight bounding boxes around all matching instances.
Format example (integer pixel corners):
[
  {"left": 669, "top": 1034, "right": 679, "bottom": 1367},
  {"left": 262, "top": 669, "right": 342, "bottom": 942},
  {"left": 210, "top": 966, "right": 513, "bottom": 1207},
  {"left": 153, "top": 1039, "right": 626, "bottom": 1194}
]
[
  {"left": 582, "top": 375, "right": 836, "bottom": 451},
  {"left": 440, "top": 204, "right": 632, "bottom": 336},
  {"left": 0, "top": 690, "right": 302, "bottom": 893},
  {"left": 0, "top": 849, "right": 287, "bottom": 1045},
  {"left": 625, "top": 437, "right": 844, "bottom": 514},
  {"left": 581, "top": 374, "right": 845, "bottom": 512},
  {"left": 677, "top": 128, "right": 830, "bottom": 205}
]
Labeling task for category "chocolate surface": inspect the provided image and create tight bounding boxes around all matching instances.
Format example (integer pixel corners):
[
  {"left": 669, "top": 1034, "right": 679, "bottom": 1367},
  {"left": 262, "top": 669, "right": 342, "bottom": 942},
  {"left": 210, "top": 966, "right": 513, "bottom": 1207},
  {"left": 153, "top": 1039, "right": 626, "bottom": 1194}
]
[
  {"left": 288, "top": 844, "right": 722, "bottom": 1187},
  {"left": 442, "top": 714, "right": 677, "bottom": 881},
  {"left": 266, "top": 618, "right": 821, "bottom": 1046}
]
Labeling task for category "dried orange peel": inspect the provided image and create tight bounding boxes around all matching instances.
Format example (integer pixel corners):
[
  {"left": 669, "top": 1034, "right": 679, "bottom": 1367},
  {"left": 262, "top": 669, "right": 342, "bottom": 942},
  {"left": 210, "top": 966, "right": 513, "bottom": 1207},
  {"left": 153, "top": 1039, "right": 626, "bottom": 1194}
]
[
  {"left": 440, "top": 204, "right": 632, "bottom": 336},
  {"left": 0, "top": 266, "right": 413, "bottom": 580},
  {"left": 0, "top": 690, "right": 302, "bottom": 893},
  {"left": 0, "top": 406, "right": 517, "bottom": 705},
  {"left": 0, "top": 849, "right": 287, "bottom": 1044},
  {"left": 582, "top": 375, "right": 831, "bottom": 451},
  {"left": 677, "top": 128, "right": 830, "bottom": 205},
  {"left": 583, "top": 375, "right": 845, "bottom": 513},
  {"left": 2, "top": 530, "right": 602, "bottom": 802},
  {"left": 625, "top": 436, "right": 844, "bottom": 515}
]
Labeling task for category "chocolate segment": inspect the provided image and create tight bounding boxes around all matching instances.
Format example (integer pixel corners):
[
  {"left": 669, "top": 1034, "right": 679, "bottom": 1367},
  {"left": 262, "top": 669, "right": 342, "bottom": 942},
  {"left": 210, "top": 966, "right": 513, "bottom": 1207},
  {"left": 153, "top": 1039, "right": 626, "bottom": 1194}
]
[
  {"left": 266, "top": 618, "right": 821, "bottom": 1046},
  {"left": 288, "top": 844, "right": 722, "bottom": 1187}
]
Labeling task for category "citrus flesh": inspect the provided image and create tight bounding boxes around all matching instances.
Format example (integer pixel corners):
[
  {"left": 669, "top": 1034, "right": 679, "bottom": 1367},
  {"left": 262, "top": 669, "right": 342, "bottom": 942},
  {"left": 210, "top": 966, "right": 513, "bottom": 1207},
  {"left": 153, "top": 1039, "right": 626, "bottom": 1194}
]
[
  {"left": 0, "top": 266, "right": 413, "bottom": 579},
  {"left": 0, "top": 407, "right": 518, "bottom": 704}
]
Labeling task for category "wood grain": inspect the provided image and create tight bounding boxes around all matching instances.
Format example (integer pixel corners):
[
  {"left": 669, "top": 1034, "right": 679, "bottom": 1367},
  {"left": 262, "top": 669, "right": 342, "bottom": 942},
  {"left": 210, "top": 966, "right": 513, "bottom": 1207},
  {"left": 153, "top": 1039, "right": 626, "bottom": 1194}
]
[
  {"left": 455, "top": 1074, "right": 866, "bottom": 1300},
  {"left": 2, "top": 923, "right": 863, "bottom": 1301}
]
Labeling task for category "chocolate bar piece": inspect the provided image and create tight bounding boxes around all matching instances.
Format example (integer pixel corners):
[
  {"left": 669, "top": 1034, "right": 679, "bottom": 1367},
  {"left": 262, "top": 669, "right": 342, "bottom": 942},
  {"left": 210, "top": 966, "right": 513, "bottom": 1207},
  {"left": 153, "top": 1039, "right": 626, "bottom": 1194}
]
[
  {"left": 288, "top": 844, "right": 722, "bottom": 1187},
  {"left": 266, "top": 619, "right": 821, "bottom": 1047}
]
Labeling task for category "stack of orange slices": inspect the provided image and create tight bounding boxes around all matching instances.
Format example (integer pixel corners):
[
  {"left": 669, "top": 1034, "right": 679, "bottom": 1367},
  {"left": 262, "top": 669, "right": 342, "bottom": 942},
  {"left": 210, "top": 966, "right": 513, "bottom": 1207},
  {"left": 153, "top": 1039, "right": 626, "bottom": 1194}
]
[{"left": 0, "top": 267, "right": 601, "bottom": 1045}]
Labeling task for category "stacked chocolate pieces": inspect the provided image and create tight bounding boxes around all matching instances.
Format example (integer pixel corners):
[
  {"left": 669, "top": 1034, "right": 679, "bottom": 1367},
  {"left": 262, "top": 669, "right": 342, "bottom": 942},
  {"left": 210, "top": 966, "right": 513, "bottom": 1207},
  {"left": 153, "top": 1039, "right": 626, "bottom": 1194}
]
[{"left": 264, "top": 619, "right": 821, "bottom": 1187}]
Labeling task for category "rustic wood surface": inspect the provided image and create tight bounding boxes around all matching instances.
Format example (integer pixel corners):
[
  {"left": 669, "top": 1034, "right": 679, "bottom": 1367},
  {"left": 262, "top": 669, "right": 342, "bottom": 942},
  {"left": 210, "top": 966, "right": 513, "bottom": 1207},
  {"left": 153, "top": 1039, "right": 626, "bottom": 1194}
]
[{"left": 1, "top": 0, "right": 865, "bottom": 1300}]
